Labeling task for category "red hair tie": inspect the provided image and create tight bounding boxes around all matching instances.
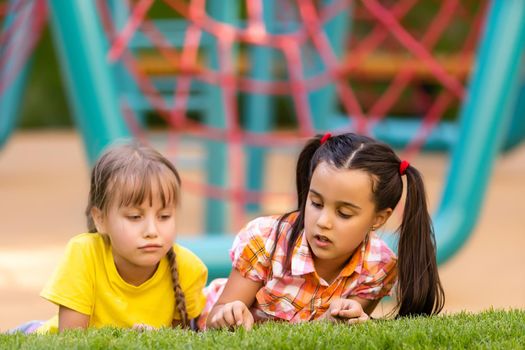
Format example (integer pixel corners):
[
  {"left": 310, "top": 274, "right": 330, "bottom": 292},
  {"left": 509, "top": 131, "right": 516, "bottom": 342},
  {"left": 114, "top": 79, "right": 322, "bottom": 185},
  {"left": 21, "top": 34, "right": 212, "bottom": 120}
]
[
  {"left": 399, "top": 160, "right": 410, "bottom": 175},
  {"left": 320, "top": 132, "right": 332, "bottom": 145}
]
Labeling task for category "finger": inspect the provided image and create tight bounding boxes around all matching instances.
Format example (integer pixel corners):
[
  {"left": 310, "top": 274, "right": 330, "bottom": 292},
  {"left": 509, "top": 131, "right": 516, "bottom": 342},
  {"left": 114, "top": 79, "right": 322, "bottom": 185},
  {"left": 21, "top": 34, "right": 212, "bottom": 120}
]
[
  {"left": 336, "top": 308, "right": 361, "bottom": 319},
  {"left": 222, "top": 305, "right": 237, "bottom": 327},
  {"left": 330, "top": 308, "right": 341, "bottom": 316},
  {"left": 346, "top": 313, "right": 369, "bottom": 325},
  {"left": 211, "top": 310, "right": 228, "bottom": 329},
  {"left": 232, "top": 304, "right": 245, "bottom": 326},
  {"left": 217, "top": 315, "right": 230, "bottom": 329},
  {"left": 338, "top": 299, "right": 359, "bottom": 310},
  {"left": 330, "top": 299, "right": 344, "bottom": 314},
  {"left": 242, "top": 309, "right": 255, "bottom": 331},
  {"left": 359, "top": 312, "right": 369, "bottom": 322},
  {"left": 209, "top": 314, "right": 219, "bottom": 328}
]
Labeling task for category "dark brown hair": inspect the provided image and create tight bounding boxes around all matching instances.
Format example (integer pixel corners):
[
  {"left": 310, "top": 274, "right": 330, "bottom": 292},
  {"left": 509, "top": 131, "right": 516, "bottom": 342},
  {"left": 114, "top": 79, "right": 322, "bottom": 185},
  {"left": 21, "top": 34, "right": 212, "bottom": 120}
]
[
  {"left": 86, "top": 142, "right": 189, "bottom": 327},
  {"left": 272, "top": 133, "right": 444, "bottom": 317}
]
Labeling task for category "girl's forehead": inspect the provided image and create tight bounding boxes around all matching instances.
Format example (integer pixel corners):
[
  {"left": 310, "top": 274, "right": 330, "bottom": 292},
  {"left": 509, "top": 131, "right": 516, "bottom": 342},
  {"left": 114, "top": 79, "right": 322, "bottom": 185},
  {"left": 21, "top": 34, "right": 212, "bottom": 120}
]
[
  {"left": 115, "top": 195, "right": 176, "bottom": 209},
  {"left": 110, "top": 172, "right": 179, "bottom": 208},
  {"left": 310, "top": 162, "right": 374, "bottom": 203}
]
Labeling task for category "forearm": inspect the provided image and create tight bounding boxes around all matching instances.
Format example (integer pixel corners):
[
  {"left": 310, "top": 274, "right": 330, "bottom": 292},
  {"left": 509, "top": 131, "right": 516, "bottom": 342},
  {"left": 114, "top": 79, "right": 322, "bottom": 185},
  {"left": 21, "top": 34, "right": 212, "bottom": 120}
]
[{"left": 58, "top": 305, "right": 90, "bottom": 331}]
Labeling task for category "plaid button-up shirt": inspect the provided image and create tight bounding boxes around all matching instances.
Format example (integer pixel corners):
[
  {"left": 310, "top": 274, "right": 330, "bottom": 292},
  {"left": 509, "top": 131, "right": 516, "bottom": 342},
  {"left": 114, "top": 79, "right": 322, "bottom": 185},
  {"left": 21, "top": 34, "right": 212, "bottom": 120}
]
[{"left": 231, "top": 213, "right": 397, "bottom": 322}]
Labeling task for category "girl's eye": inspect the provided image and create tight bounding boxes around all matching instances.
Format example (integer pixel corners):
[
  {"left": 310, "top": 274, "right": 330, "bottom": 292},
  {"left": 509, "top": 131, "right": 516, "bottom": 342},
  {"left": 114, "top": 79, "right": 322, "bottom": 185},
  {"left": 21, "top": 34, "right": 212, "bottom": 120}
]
[
  {"left": 310, "top": 200, "right": 322, "bottom": 208},
  {"left": 127, "top": 215, "right": 141, "bottom": 220},
  {"left": 159, "top": 214, "right": 172, "bottom": 220},
  {"left": 338, "top": 211, "right": 352, "bottom": 219}
]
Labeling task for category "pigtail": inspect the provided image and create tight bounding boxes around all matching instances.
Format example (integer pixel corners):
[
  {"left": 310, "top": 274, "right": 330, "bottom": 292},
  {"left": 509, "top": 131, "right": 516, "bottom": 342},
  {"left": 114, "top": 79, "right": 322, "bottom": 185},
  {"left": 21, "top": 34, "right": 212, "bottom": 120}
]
[
  {"left": 270, "top": 135, "right": 326, "bottom": 271},
  {"left": 396, "top": 166, "right": 445, "bottom": 316},
  {"left": 166, "top": 247, "right": 189, "bottom": 328},
  {"left": 295, "top": 135, "right": 325, "bottom": 208}
]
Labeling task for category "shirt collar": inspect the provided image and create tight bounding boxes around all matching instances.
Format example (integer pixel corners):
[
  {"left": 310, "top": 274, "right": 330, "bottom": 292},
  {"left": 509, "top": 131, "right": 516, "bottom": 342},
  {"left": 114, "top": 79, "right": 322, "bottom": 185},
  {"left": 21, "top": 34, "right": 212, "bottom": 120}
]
[
  {"left": 290, "top": 230, "right": 366, "bottom": 278},
  {"left": 339, "top": 239, "right": 365, "bottom": 277},
  {"left": 290, "top": 230, "right": 316, "bottom": 276}
]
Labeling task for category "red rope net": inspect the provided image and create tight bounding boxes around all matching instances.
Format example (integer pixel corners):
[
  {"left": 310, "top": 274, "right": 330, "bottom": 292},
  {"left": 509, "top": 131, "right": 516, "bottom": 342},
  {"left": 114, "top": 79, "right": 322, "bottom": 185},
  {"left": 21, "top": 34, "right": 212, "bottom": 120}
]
[
  {"left": 0, "top": 0, "right": 47, "bottom": 96},
  {"left": 98, "top": 0, "right": 485, "bottom": 228}
]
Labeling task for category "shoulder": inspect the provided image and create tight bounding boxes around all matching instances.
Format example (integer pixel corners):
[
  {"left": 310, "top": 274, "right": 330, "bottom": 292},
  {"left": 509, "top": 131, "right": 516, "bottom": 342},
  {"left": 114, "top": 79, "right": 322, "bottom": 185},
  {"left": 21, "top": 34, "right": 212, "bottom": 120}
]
[
  {"left": 64, "top": 233, "right": 107, "bottom": 254},
  {"left": 171, "top": 243, "right": 208, "bottom": 300},
  {"left": 68, "top": 232, "right": 105, "bottom": 245},
  {"left": 236, "top": 213, "right": 297, "bottom": 243},
  {"left": 242, "top": 215, "right": 282, "bottom": 234},
  {"left": 231, "top": 214, "right": 296, "bottom": 257},
  {"left": 173, "top": 243, "right": 207, "bottom": 275},
  {"left": 350, "top": 234, "right": 398, "bottom": 299},
  {"left": 363, "top": 232, "right": 397, "bottom": 267},
  {"left": 229, "top": 215, "right": 296, "bottom": 282}
]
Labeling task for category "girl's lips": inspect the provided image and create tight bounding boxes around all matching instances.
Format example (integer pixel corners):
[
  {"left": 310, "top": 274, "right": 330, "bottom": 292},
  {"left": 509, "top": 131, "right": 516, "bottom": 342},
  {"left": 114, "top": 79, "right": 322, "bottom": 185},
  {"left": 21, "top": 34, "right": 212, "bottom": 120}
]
[
  {"left": 139, "top": 244, "right": 162, "bottom": 251},
  {"left": 313, "top": 234, "right": 332, "bottom": 248}
]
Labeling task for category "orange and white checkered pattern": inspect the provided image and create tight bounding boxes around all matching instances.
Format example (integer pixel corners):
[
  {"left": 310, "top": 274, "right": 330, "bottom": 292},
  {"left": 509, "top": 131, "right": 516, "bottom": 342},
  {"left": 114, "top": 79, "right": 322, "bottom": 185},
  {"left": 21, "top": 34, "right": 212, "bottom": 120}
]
[{"left": 199, "top": 213, "right": 397, "bottom": 327}]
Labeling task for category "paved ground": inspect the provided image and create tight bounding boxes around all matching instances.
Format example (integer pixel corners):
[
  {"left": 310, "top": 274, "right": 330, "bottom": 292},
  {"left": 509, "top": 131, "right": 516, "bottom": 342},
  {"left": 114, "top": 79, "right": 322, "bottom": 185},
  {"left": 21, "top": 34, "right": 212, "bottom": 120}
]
[{"left": 0, "top": 130, "right": 524, "bottom": 331}]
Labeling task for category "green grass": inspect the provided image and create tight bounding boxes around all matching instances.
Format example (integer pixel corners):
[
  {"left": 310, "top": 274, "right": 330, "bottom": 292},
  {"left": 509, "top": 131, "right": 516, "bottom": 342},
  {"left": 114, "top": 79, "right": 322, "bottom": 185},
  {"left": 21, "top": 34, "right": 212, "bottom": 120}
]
[{"left": 2, "top": 310, "right": 524, "bottom": 349}]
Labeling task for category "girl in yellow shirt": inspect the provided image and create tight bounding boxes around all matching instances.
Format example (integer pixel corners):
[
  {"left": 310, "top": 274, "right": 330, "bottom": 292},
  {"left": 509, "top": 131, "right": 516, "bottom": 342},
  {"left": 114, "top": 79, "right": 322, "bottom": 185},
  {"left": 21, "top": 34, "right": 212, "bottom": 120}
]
[{"left": 16, "top": 142, "right": 207, "bottom": 333}]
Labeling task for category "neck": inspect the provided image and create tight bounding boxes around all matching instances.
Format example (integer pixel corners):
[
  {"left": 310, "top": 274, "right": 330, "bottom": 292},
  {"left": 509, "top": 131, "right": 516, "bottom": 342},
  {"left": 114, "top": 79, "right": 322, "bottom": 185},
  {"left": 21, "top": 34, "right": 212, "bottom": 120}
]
[
  {"left": 312, "top": 255, "right": 349, "bottom": 285},
  {"left": 113, "top": 255, "right": 158, "bottom": 286}
]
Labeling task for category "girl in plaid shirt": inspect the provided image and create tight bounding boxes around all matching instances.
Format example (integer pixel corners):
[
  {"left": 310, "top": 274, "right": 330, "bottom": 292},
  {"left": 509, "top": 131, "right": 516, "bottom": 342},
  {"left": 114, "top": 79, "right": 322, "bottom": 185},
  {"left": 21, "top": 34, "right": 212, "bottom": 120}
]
[{"left": 202, "top": 133, "right": 444, "bottom": 330}]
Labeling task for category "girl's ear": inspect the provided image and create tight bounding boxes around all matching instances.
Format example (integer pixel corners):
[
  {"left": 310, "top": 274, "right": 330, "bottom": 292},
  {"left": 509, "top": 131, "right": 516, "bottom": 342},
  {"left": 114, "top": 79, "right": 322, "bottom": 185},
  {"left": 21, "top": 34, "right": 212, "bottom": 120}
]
[
  {"left": 91, "top": 207, "right": 106, "bottom": 233},
  {"left": 372, "top": 208, "right": 393, "bottom": 231}
]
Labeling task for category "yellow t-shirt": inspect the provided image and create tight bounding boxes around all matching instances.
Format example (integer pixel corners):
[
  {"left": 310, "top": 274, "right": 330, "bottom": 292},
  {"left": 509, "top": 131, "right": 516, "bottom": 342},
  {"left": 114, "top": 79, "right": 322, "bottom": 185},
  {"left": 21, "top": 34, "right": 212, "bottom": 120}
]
[{"left": 38, "top": 233, "right": 207, "bottom": 333}]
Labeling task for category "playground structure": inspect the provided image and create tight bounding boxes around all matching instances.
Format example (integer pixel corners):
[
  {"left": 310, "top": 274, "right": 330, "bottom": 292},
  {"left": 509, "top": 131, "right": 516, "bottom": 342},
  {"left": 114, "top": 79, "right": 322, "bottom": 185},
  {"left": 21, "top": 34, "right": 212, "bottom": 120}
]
[{"left": 1, "top": 0, "right": 525, "bottom": 280}]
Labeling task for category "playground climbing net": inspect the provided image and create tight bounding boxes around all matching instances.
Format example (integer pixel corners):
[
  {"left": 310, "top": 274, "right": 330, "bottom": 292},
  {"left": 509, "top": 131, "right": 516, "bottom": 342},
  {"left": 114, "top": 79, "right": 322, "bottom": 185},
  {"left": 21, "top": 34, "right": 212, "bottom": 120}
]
[
  {"left": 1, "top": 0, "right": 487, "bottom": 229},
  {"left": 98, "top": 0, "right": 485, "bottom": 224}
]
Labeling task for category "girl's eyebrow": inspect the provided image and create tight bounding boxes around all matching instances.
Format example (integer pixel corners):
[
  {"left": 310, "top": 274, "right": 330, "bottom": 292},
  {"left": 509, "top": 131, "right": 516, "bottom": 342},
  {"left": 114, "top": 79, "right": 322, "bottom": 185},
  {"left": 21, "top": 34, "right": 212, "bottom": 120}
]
[
  {"left": 309, "top": 189, "right": 362, "bottom": 210},
  {"left": 121, "top": 206, "right": 143, "bottom": 211}
]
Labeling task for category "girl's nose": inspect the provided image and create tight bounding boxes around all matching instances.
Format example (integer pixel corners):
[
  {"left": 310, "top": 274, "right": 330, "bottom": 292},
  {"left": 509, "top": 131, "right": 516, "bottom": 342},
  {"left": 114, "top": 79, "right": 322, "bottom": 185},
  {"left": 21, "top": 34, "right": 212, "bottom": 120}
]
[
  {"left": 316, "top": 209, "right": 332, "bottom": 229},
  {"left": 143, "top": 218, "right": 158, "bottom": 238}
]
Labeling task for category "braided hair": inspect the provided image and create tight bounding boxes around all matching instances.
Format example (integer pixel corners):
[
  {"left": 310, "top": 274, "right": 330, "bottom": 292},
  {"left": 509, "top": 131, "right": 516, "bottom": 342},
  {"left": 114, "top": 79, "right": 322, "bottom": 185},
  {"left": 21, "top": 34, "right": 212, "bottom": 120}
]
[{"left": 166, "top": 247, "right": 189, "bottom": 327}]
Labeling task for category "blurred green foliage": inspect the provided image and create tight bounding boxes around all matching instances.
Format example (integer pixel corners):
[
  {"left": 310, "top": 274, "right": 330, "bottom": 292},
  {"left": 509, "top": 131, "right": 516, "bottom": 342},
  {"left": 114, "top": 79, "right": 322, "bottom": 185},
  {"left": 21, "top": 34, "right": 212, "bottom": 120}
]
[{"left": 18, "top": 27, "right": 72, "bottom": 128}]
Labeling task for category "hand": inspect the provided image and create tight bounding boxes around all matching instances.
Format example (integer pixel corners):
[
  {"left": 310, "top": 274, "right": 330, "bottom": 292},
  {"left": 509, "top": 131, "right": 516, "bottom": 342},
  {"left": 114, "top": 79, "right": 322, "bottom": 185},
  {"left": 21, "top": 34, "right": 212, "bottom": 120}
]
[
  {"left": 132, "top": 323, "right": 156, "bottom": 331},
  {"left": 320, "top": 298, "right": 369, "bottom": 324},
  {"left": 208, "top": 301, "right": 255, "bottom": 331}
]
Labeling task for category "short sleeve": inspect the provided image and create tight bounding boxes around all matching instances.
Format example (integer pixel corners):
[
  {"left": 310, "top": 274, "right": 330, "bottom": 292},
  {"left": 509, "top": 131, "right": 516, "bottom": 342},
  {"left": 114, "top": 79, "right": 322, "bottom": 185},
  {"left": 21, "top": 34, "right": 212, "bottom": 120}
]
[
  {"left": 229, "top": 217, "right": 275, "bottom": 282},
  {"left": 174, "top": 245, "right": 208, "bottom": 320},
  {"left": 352, "top": 252, "right": 397, "bottom": 300},
  {"left": 40, "top": 236, "right": 95, "bottom": 315}
]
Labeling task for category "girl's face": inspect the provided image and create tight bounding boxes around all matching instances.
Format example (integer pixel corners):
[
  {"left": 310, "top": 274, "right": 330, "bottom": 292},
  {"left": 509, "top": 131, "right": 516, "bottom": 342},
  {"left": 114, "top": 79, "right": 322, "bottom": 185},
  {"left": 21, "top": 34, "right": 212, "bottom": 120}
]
[
  {"left": 92, "top": 181, "right": 178, "bottom": 283},
  {"left": 304, "top": 161, "right": 391, "bottom": 272}
]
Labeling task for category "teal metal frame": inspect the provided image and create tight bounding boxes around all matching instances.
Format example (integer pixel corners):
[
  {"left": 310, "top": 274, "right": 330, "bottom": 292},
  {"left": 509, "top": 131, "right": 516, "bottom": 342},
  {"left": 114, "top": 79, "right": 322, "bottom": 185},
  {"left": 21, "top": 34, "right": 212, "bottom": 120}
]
[
  {"left": 308, "top": 0, "right": 353, "bottom": 131},
  {"left": 202, "top": 1, "right": 236, "bottom": 234},
  {"left": 108, "top": 0, "right": 146, "bottom": 127},
  {"left": 503, "top": 82, "right": 525, "bottom": 151},
  {"left": 47, "top": 0, "right": 131, "bottom": 163},
  {"left": 244, "top": 0, "right": 276, "bottom": 213},
  {"left": 433, "top": 0, "right": 525, "bottom": 263},
  {"left": 0, "top": 0, "right": 34, "bottom": 149}
]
